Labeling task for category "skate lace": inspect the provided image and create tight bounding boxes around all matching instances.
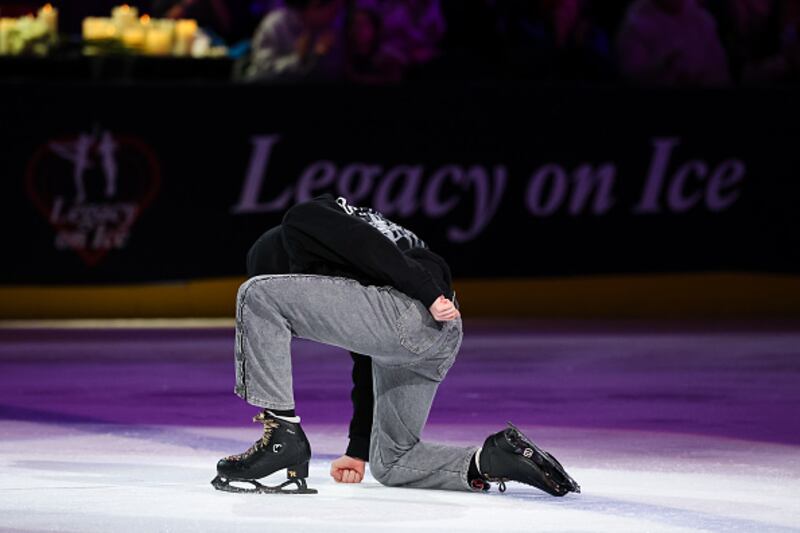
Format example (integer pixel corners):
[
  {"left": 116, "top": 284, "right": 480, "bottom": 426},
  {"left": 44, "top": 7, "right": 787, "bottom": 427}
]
[
  {"left": 228, "top": 413, "right": 280, "bottom": 460},
  {"left": 482, "top": 473, "right": 508, "bottom": 493},
  {"left": 253, "top": 412, "right": 281, "bottom": 449}
]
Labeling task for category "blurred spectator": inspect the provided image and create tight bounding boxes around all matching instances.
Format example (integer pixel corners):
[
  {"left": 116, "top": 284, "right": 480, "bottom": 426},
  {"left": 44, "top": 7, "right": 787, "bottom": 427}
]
[
  {"left": 617, "top": 0, "right": 730, "bottom": 86},
  {"left": 707, "top": 0, "right": 800, "bottom": 84},
  {"left": 551, "top": 0, "right": 615, "bottom": 79},
  {"left": 496, "top": 0, "right": 614, "bottom": 81},
  {"left": 345, "top": 6, "right": 402, "bottom": 83},
  {"left": 152, "top": 0, "right": 260, "bottom": 44},
  {"left": 244, "top": 0, "right": 345, "bottom": 81},
  {"left": 356, "top": 0, "right": 445, "bottom": 77}
]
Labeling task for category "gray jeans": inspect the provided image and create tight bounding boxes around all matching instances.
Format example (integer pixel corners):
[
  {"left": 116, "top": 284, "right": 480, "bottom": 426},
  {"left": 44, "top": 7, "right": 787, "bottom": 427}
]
[{"left": 234, "top": 274, "right": 476, "bottom": 491}]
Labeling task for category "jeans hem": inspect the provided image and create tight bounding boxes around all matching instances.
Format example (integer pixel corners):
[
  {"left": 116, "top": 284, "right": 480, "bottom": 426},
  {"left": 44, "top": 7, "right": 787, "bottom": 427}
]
[
  {"left": 234, "top": 387, "right": 295, "bottom": 410},
  {"left": 459, "top": 446, "right": 480, "bottom": 490}
]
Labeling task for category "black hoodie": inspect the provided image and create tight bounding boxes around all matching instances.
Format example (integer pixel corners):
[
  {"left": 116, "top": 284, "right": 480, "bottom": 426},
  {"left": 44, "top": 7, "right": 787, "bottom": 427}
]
[{"left": 280, "top": 195, "right": 453, "bottom": 306}]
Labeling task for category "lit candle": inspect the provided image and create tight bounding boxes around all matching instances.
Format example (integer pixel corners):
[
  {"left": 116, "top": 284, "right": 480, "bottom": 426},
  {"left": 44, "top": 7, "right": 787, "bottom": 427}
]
[
  {"left": 82, "top": 17, "right": 93, "bottom": 40},
  {"left": 121, "top": 25, "right": 145, "bottom": 49},
  {"left": 156, "top": 18, "right": 175, "bottom": 34},
  {"left": 83, "top": 17, "right": 117, "bottom": 41},
  {"left": 101, "top": 18, "right": 117, "bottom": 39},
  {"left": 37, "top": 4, "right": 58, "bottom": 38},
  {"left": 112, "top": 4, "right": 138, "bottom": 29},
  {"left": 0, "top": 18, "right": 15, "bottom": 54},
  {"left": 144, "top": 27, "right": 171, "bottom": 55},
  {"left": 173, "top": 19, "right": 197, "bottom": 56}
]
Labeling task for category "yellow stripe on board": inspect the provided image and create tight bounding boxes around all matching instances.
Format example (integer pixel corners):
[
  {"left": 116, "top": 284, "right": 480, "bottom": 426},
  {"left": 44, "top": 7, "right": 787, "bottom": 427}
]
[{"left": 1, "top": 273, "right": 799, "bottom": 319}]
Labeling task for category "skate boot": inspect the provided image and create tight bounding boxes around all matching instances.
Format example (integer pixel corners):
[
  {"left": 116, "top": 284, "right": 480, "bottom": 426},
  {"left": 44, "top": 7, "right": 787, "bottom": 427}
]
[
  {"left": 478, "top": 422, "right": 580, "bottom": 497},
  {"left": 211, "top": 411, "right": 316, "bottom": 494}
]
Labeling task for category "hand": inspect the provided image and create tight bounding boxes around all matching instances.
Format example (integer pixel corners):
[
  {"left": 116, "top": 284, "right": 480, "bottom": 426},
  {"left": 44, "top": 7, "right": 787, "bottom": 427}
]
[
  {"left": 330, "top": 455, "right": 365, "bottom": 483},
  {"left": 429, "top": 295, "right": 460, "bottom": 322}
]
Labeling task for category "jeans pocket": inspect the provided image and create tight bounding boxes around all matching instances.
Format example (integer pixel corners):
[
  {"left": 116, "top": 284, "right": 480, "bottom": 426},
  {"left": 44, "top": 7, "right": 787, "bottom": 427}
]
[
  {"left": 395, "top": 298, "right": 444, "bottom": 356},
  {"left": 434, "top": 325, "right": 462, "bottom": 380}
]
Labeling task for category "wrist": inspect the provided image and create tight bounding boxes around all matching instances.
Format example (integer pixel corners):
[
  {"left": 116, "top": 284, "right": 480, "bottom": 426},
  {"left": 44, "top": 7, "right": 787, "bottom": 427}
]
[
  {"left": 346, "top": 435, "right": 370, "bottom": 461},
  {"left": 420, "top": 284, "right": 442, "bottom": 309}
]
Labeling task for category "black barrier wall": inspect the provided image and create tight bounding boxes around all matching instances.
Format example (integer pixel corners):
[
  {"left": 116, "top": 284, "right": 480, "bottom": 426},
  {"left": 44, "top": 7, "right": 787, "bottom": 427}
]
[{"left": 2, "top": 82, "right": 799, "bottom": 284}]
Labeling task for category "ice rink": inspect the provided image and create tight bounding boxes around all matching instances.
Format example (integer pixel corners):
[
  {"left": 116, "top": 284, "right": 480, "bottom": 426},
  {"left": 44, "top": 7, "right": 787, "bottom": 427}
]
[{"left": 2, "top": 321, "right": 799, "bottom": 532}]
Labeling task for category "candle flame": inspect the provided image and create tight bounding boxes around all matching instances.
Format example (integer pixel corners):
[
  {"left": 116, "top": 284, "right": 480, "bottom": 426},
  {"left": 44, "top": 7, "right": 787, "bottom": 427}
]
[
  {"left": 121, "top": 4, "right": 130, "bottom": 11},
  {"left": 43, "top": 4, "right": 53, "bottom": 12},
  {"left": 140, "top": 14, "right": 150, "bottom": 24}
]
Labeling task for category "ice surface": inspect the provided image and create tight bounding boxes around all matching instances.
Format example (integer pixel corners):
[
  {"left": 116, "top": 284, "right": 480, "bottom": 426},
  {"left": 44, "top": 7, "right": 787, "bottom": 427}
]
[
  {"left": 1, "top": 421, "right": 798, "bottom": 533},
  {"left": 1, "top": 323, "right": 799, "bottom": 532}
]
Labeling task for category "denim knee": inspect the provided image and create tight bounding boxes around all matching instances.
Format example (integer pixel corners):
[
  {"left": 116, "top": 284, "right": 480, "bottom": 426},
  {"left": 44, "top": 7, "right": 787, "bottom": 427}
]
[
  {"left": 370, "top": 457, "right": 392, "bottom": 486},
  {"left": 369, "top": 437, "right": 413, "bottom": 487}
]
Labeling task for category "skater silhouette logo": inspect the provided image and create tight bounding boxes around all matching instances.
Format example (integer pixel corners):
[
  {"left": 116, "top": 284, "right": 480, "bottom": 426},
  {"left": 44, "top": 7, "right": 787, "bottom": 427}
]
[{"left": 26, "top": 128, "right": 161, "bottom": 266}]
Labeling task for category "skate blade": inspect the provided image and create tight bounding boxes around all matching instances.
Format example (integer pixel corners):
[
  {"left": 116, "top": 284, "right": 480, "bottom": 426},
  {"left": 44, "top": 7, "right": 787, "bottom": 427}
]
[
  {"left": 211, "top": 475, "right": 318, "bottom": 495},
  {"left": 506, "top": 422, "right": 581, "bottom": 495}
]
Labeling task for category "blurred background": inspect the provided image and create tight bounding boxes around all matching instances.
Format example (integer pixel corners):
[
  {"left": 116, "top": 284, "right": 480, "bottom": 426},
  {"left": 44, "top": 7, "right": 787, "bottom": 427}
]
[{"left": 2, "top": 0, "right": 800, "bottom": 319}]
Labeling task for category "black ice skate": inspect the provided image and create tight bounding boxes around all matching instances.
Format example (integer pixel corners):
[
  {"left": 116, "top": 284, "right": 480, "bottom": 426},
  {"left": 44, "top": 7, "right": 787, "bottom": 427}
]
[
  {"left": 479, "top": 422, "right": 580, "bottom": 497},
  {"left": 212, "top": 411, "right": 317, "bottom": 494}
]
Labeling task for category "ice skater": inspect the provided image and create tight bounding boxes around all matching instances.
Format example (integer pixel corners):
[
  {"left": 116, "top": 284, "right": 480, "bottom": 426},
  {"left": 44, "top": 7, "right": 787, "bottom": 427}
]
[{"left": 212, "top": 195, "right": 580, "bottom": 496}]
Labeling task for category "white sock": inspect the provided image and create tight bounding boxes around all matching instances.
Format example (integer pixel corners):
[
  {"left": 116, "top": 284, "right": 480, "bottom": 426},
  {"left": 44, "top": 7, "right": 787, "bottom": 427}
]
[
  {"left": 475, "top": 446, "right": 483, "bottom": 475},
  {"left": 266, "top": 410, "right": 301, "bottom": 424}
]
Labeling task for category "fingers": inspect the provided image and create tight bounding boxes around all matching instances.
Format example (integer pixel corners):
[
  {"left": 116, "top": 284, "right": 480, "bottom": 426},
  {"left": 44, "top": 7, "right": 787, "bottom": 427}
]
[
  {"left": 433, "top": 299, "right": 459, "bottom": 321},
  {"left": 429, "top": 296, "right": 461, "bottom": 322},
  {"left": 333, "top": 468, "right": 363, "bottom": 483},
  {"left": 435, "top": 300, "right": 453, "bottom": 313}
]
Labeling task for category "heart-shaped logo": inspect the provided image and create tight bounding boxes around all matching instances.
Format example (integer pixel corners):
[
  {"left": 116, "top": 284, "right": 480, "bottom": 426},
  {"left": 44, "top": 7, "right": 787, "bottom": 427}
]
[{"left": 26, "top": 130, "right": 161, "bottom": 267}]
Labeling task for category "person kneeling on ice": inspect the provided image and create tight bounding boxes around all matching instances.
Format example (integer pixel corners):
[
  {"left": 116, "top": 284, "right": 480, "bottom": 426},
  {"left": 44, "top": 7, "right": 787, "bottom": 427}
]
[{"left": 212, "top": 195, "right": 580, "bottom": 496}]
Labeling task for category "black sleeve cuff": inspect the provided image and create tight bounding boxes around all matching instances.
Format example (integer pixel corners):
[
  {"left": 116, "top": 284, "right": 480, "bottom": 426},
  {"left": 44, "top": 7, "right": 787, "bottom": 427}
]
[
  {"left": 346, "top": 435, "right": 370, "bottom": 462},
  {"left": 416, "top": 280, "right": 443, "bottom": 309}
]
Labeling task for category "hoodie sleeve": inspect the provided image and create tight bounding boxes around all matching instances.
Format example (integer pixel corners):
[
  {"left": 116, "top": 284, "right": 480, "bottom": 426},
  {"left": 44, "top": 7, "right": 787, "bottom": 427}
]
[
  {"left": 345, "top": 352, "right": 373, "bottom": 461},
  {"left": 281, "top": 195, "right": 443, "bottom": 307}
]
